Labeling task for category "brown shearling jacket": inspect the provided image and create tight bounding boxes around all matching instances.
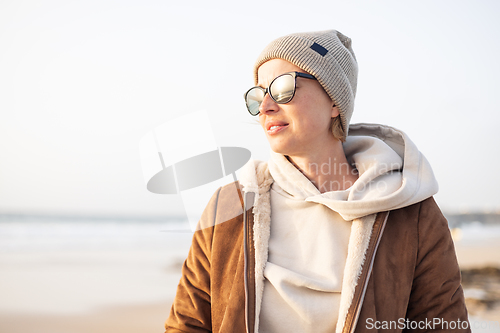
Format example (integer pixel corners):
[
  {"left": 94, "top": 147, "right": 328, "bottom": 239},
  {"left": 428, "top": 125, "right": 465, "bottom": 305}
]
[{"left": 165, "top": 180, "right": 470, "bottom": 333}]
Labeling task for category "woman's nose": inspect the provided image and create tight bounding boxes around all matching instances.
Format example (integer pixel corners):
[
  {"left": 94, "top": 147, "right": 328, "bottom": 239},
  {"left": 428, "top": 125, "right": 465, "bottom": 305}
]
[{"left": 259, "top": 92, "right": 279, "bottom": 114}]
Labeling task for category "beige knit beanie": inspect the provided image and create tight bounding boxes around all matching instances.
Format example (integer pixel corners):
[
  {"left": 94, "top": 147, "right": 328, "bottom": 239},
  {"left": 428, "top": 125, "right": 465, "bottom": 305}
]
[{"left": 254, "top": 29, "right": 358, "bottom": 140}]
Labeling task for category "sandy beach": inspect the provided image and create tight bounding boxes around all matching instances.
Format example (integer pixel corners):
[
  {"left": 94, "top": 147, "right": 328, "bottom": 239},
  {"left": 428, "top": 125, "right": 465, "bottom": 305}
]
[
  {"left": 0, "top": 302, "right": 173, "bottom": 333},
  {"left": 0, "top": 247, "right": 184, "bottom": 333},
  {"left": 1, "top": 220, "right": 499, "bottom": 333},
  {"left": 0, "top": 220, "right": 190, "bottom": 333},
  {"left": 455, "top": 239, "right": 500, "bottom": 329}
]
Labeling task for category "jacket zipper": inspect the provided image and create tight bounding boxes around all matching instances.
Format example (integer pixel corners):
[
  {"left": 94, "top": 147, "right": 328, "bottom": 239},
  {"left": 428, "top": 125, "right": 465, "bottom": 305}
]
[
  {"left": 243, "top": 192, "right": 251, "bottom": 333},
  {"left": 345, "top": 212, "right": 390, "bottom": 333}
]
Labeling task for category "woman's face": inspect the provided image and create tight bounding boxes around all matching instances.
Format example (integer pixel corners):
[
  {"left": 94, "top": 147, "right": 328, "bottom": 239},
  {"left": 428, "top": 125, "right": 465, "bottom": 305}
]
[{"left": 257, "top": 59, "right": 339, "bottom": 158}]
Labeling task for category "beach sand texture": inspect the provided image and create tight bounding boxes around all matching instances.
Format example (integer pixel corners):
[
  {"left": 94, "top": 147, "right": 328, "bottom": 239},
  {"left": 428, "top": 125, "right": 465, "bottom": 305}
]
[{"left": 0, "top": 219, "right": 499, "bottom": 333}]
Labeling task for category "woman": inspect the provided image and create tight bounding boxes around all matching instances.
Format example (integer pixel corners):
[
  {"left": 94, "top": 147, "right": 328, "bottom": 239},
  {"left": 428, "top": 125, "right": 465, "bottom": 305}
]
[{"left": 165, "top": 30, "right": 470, "bottom": 333}]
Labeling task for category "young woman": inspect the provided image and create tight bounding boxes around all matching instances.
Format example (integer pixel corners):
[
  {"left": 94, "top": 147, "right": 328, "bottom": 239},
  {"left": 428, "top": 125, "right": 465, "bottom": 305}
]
[{"left": 165, "top": 30, "right": 470, "bottom": 333}]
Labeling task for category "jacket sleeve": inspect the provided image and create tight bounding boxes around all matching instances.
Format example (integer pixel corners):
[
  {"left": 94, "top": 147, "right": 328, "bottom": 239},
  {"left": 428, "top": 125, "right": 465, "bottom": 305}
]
[
  {"left": 404, "top": 197, "right": 470, "bottom": 332},
  {"left": 164, "top": 188, "right": 221, "bottom": 332}
]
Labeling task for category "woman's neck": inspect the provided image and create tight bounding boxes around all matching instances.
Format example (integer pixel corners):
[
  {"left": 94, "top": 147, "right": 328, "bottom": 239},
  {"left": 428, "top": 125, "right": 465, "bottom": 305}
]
[{"left": 286, "top": 140, "right": 358, "bottom": 193}]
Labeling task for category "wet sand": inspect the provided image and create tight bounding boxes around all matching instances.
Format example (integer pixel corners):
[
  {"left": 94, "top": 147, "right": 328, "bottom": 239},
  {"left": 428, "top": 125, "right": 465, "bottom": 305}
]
[{"left": 455, "top": 240, "right": 500, "bottom": 327}]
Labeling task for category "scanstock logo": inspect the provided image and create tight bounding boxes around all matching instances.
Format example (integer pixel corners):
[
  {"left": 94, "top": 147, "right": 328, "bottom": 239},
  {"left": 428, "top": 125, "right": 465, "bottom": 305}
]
[{"left": 140, "top": 110, "right": 251, "bottom": 231}]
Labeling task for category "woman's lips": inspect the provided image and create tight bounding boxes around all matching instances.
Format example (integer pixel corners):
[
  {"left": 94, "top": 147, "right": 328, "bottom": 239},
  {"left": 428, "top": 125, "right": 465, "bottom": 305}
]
[{"left": 267, "top": 123, "right": 288, "bottom": 135}]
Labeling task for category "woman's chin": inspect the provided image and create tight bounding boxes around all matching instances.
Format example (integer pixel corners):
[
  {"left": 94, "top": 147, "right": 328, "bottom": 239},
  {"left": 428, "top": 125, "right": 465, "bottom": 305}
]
[{"left": 269, "top": 143, "right": 292, "bottom": 156}]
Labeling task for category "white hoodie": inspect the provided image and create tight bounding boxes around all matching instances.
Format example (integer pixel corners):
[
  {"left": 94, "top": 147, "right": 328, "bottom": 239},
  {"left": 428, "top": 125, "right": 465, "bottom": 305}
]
[
  {"left": 311, "top": 123, "right": 439, "bottom": 220},
  {"left": 241, "top": 123, "right": 439, "bottom": 333}
]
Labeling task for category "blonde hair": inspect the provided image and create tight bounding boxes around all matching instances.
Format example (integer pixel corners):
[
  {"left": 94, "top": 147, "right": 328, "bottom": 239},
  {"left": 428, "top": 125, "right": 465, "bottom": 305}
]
[{"left": 331, "top": 115, "right": 345, "bottom": 142}]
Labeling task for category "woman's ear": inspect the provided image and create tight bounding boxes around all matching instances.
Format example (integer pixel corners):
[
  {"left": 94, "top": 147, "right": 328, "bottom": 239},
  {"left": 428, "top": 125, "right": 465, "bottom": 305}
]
[{"left": 331, "top": 104, "right": 340, "bottom": 118}]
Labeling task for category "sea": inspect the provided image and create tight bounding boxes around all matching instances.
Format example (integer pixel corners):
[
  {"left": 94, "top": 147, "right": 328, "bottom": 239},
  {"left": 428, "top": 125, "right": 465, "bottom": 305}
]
[
  {"left": 0, "top": 214, "right": 194, "bottom": 253},
  {"left": 1, "top": 212, "right": 499, "bottom": 253}
]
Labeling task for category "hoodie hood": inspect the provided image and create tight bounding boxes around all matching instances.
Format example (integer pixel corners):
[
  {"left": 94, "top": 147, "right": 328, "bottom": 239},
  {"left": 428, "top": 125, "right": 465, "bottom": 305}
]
[{"left": 241, "top": 123, "right": 438, "bottom": 221}]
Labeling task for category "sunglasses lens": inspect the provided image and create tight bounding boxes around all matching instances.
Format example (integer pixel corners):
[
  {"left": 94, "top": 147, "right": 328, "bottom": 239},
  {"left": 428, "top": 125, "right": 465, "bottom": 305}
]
[
  {"left": 270, "top": 74, "right": 295, "bottom": 104},
  {"left": 245, "top": 87, "right": 265, "bottom": 115}
]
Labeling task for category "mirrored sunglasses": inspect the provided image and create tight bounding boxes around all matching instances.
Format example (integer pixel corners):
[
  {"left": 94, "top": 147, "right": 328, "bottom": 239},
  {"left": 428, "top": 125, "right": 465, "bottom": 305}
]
[{"left": 244, "top": 71, "right": 316, "bottom": 116}]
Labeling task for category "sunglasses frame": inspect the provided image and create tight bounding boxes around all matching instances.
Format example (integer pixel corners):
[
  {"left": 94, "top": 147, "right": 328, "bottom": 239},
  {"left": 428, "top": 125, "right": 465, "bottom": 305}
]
[{"left": 244, "top": 71, "right": 316, "bottom": 116}]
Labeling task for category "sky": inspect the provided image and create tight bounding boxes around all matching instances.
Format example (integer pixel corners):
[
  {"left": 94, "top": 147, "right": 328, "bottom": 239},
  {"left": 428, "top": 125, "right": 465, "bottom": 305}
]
[{"left": 0, "top": 0, "right": 499, "bottom": 218}]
